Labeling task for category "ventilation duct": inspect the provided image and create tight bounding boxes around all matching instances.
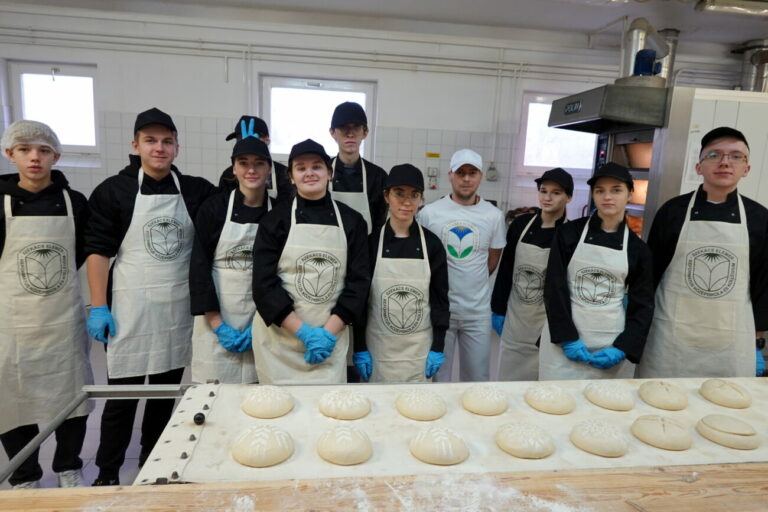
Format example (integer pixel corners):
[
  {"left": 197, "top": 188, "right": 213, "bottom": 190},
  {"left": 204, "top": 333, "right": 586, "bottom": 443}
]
[
  {"left": 620, "top": 18, "right": 669, "bottom": 79},
  {"left": 657, "top": 29, "right": 680, "bottom": 80},
  {"left": 695, "top": 0, "right": 768, "bottom": 16},
  {"left": 734, "top": 40, "right": 768, "bottom": 92}
]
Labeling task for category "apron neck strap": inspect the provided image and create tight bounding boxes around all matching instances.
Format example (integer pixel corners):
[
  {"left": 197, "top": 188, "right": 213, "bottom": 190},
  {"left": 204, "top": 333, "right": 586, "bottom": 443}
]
[
  {"left": 330, "top": 157, "right": 367, "bottom": 192},
  {"left": 518, "top": 214, "right": 538, "bottom": 244},
  {"left": 2, "top": 189, "right": 72, "bottom": 218}
]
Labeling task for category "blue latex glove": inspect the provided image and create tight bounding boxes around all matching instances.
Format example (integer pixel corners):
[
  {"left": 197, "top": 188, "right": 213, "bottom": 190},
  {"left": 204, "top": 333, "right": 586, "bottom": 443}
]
[
  {"left": 238, "top": 326, "right": 253, "bottom": 353},
  {"left": 588, "top": 347, "right": 627, "bottom": 370},
  {"left": 353, "top": 351, "right": 373, "bottom": 382},
  {"left": 87, "top": 305, "right": 115, "bottom": 343},
  {"left": 757, "top": 349, "right": 765, "bottom": 377},
  {"left": 491, "top": 313, "right": 505, "bottom": 336},
  {"left": 239, "top": 118, "right": 260, "bottom": 140},
  {"left": 295, "top": 324, "right": 336, "bottom": 364},
  {"left": 214, "top": 323, "right": 246, "bottom": 352},
  {"left": 561, "top": 340, "right": 591, "bottom": 363},
  {"left": 425, "top": 351, "right": 446, "bottom": 378},
  {"left": 622, "top": 294, "right": 629, "bottom": 310}
]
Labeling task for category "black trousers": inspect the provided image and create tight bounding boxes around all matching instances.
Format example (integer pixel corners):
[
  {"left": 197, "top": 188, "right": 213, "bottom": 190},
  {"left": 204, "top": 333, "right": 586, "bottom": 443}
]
[
  {"left": 0, "top": 415, "right": 88, "bottom": 486},
  {"left": 94, "top": 367, "right": 184, "bottom": 479}
]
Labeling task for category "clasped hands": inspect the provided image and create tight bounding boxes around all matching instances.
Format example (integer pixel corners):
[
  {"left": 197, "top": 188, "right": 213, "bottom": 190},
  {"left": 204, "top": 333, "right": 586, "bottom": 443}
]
[{"left": 561, "top": 340, "right": 626, "bottom": 369}]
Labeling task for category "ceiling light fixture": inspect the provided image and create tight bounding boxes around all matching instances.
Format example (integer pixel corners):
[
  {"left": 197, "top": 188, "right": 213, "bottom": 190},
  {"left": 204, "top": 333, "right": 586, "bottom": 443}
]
[{"left": 695, "top": 0, "right": 768, "bottom": 16}]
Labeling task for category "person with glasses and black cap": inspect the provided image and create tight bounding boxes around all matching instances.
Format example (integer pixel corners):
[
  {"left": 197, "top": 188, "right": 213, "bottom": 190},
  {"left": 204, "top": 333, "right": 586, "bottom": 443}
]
[
  {"left": 491, "top": 168, "right": 573, "bottom": 381},
  {"left": 251, "top": 139, "right": 370, "bottom": 384},
  {"left": 351, "top": 164, "right": 450, "bottom": 383},
  {"left": 637, "top": 127, "right": 768, "bottom": 379},
  {"left": 85, "top": 107, "right": 216, "bottom": 486},
  {"left": 218, "top": 115, "right": 293, "bottom": 203},
  {"left": 189, "top": 136, "right": 274, "bottom": 384},
  {"left": 541, "top": 162, "right": 654, "bottom": 380}
]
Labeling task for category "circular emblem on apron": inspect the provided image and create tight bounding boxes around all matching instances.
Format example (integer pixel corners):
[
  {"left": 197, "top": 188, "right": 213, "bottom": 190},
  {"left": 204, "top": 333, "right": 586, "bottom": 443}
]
[
  {"left": 295, "top": 251, "right": 341, "bottom": 304},
  {"left": 685, "top": 246, "right": 738, "bottom": 298},
  {"left": 143, "top": 217, "right": 184, "bottom": 261},
  {"left": 513, "top": 265, "right": 545, "bottom": 305},
  {"left": 574, "top": 266, "right": 617, "bottom": 306},
  {"left": 442, "top": 221, "right": 479, "bottom": 262},
  {"left": 225, "top": 243, "right": 254, "bottom": 271},
  {"left": 381, "top": 284, "right": 425, "bottom": 335},
  {"left": 17, "top": 242, "right": 69, "bottom": 296}
]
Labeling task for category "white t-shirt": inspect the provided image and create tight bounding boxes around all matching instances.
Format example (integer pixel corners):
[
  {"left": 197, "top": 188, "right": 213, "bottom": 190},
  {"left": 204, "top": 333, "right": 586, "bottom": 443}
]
[{"left": 418, "top": 195, "right": 506, "bottom": 319}]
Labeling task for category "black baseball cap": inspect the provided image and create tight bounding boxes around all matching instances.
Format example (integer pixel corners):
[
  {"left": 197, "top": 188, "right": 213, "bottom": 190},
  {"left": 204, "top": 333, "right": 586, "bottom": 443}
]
[
  {"left": 535, "top": 167, "right": 574, "bottom": 196},
  {"left": 386, "top": 164, "right": 424, "bottom": 191},
  {"left": 700, "top": 126, "right": 749, "bottom": 155},
  {"left": 288, "top": 139, "right": 332, "bottom": 168},
  {"left": 331, "top": 102, "right": 367, "bottom": 129},
  {"left": 587, "top": 162, "right": 634, "bottom": 189},
  {"left": 231, "top": 137, "right": 271, "bottom": 163},
  {"left": 134, "top": 107, "right": 176, "bottom": 134},
  {"left": 226, "top": 115, "right": 270, "bottom": 141}
]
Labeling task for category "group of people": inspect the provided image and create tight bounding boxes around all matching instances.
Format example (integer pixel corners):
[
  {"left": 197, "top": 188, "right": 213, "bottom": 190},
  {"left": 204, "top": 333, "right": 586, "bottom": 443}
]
[{"left": 0, "top": 98, "right": 765, "bottom": 491}]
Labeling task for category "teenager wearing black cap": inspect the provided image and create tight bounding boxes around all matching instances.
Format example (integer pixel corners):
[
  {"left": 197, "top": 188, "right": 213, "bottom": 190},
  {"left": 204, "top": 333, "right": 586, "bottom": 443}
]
[
  {"left": 218, "top": 115, "right": 293, "bottom": 203},
  {"left": 251, "top": 139, "right": 369, "bottom": 384},
  {"left": 637, "top": 127, "right": 768, "bottom": 379},
  {"left": 189, "top": 136, "right": 274, "bottom": 384},
  {"left": 329, "top": 102, "right": 387, "bottom": 235},
  {"left": 85, "top": 107, "right": 216, "bottom": 485},
  {"left": 351, "top": 164, "right": 450, "bottom": 382},
  {"left": 491, "top": 168, "right": 572, "bottom": 381},
  {"left": 540, "top": 162, "right": 654, "bottom": 380}
]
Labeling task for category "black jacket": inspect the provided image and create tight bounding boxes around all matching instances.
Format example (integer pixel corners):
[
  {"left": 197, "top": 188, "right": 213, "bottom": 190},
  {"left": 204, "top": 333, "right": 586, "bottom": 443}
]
[{"left": 331, "top": 156, "right": 388, "bottom": 234}]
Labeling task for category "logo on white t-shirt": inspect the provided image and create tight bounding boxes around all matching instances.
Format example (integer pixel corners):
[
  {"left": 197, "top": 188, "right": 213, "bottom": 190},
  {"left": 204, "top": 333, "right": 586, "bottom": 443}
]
[
  {"left": 143, "top": 217, "right": 184, "bottom": 261},
  {"left": 513, "top": 265, "right": 545, "bottom": 305},
  {"left": 17, "top": 242, "right": 69, "bottom": 296},
  {"left": 574, "top": 266, "right": 617, "bottom": 306},
  {"left": 295, "top": 251, "right": 341, "bottom": 304},
  {"left": 685, "top": 246, "right": 737, "bottom": 298},
  {"left": 442, "top": 221, "right": 479, "bottom": 262},
  {"left": 381, "top": 284, "right": 425, "bottom": 335},
  {"left": 224, "top": 244, "right": 254, "bottom": 271}
]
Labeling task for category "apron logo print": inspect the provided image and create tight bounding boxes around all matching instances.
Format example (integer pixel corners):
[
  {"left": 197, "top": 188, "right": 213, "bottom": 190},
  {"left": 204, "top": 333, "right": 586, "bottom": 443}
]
[
  {"left": 143, "top": 217, "right": 184, "bottom": 261},
  {"left": 17, "top": 242, "right": 69, "bottom": 296},
  {"left": 685, "top": 246, "right": 737, "bottom": 298},
  {"left": 225, "top": 244, "right": 253, "bottom": 271},
  {"left": 381, "top": 284, "right": 425, "bottom": 335},
  {"left": 513, "top": 265, "right": 545, "bottom": 305},
  {"left": 443, "top": 221, "right": 479, "bottom": 262},
  {"left": 574, "top": 267, "right": 617, "bottom": 306},
  {"left": 295, "top": 251, "right": 341, "bottom": 304}
]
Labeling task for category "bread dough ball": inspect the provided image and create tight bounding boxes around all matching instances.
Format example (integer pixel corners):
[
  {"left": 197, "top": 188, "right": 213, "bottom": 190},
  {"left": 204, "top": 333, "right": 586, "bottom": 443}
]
[
  {"left": 241, "top": 386, "right": 294, "bottom": 419},
  {"left": 461, "top": 385, "right": 508, "bottom": 416},
  {"left": 231, "top": 426, "right": 294, "bottom": 468},
  {"left": 396, "top": 389, "right": 446, "bottom": 421},
  {"left": 409, "top": 426, "right": 469, "bottom": 465},
  {"left": 584, "top": 382, "right": 634, "bottom": 411},
  {"left": 696, "top": 414, "right": 760, "bottom": 450},
  {"left": 316, "top": 426, "right": 372, "bottom": 466},
  {"left": 699, "top": 379, "right": 752, "bottom": 409},
  {"left": 638, "top": 381, "right": 688, "bottom": 411},
  {"left": 524, "top": 384, "right": 575, "bottom": 415},
  {"left": 631, "top": 415, "right": 692, "bottom": 451},
  {"left": 570, "top": 419, "right": 628, "bottom": 458},
  {"left": 318, "top": 389, "right": 371, "bottom": 420},
  {"left": 495, "top": 421, "right": 555, "bottom": 459}
]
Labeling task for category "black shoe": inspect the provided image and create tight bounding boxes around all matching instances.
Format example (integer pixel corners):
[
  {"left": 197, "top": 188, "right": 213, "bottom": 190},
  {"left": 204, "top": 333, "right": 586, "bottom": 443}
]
[
  {"left": 138, "top": 448, "right": 151, "bottom": 468},
  {"left": 92, "top": 477, "right": 119, "bottom": 486}
]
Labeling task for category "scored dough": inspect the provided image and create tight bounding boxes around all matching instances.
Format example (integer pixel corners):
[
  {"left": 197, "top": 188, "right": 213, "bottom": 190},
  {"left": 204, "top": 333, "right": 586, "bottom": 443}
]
[
  {"left": 524, "top": 384, "right": 575, "bottom": 415},
  {"left": 231, "top": 425, "right": 294, "bottom": 468},
  {"left": 318, "top": 389, "right": 371, "bottom": 420},
  {"left": 241, "top": 386, "right": 294, "bottom": 419},
  {"left": 696, "top": 414, "right": 760, "bottom": 450},
  {"left": 316, "top": 426, "right": 372, "bottom": 465},
  {"left": 495, "top": 421, "right": 555, "bottom": 459},
  {"left": 409, "top": 426, "right": 469, "bottom": 465},
  {"left": 699, "top": 379, "right": 752, "bottom": 409},
  {"left": 570, "top": 419, "right": 628, "bottom": 458},
  {"left": 396, "top": 389, "right": 447, "bottom": 421},
  {"left": 461, "top": 385, "right": 509, "bottom": 416},
  {"left": 638, "top": 381, "right": 688, "bottom": 411},
  {"left": 631, "top": 415, "right": 692, "bottom": 451},
  {"left": 584, "top": 382, "right": 634, "bottom": 411}
]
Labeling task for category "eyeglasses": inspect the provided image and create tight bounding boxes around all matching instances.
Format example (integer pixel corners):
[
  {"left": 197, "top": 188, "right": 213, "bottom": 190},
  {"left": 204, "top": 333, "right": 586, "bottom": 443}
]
[
  {"left": 700, "top": 151, "right": 748, "bottom": 164},
  {"left": 390, "top": 189, "right": 422, "bottom": 201}
]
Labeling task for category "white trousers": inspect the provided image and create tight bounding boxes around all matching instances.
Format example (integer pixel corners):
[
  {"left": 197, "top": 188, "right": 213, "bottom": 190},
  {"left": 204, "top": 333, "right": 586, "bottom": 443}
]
[{"left": 436, "top": 317, "right": 491, "bottom": 382}]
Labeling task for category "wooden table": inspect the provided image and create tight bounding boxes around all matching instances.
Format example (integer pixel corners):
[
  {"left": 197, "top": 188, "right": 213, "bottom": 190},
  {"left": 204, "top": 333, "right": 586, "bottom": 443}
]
[{"left": 2, "top": 462, "right": 765, "bottom": 511}]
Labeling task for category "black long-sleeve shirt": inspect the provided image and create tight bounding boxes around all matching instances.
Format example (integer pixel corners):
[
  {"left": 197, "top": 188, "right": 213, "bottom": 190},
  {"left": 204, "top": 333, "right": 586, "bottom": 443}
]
[
  {"left": 352, "top": 220, "right": 450, "bottom": 353},
  {"left": 189, "top": 189, "right": 273, "bottom": 315},
  {"left": 543, "top": 215, "right": 654, "bottom": 363},
  {"left": 331, "top": 156, "right": 388, "bottom": 234},
  {"left": 0, "top": 171, "right": 89, "bottom": 268},
  {"left": 491, "top": 212, "right": 566, "bottom": 315},
  {"left": 647, "top": 186, "right": 768, "bottom": 331},
  {"left": 252, "top": 194, "right": 370, "bottom": 328},
  {"left": 218, "top": 160, "right": 294, "bottom": 204}
]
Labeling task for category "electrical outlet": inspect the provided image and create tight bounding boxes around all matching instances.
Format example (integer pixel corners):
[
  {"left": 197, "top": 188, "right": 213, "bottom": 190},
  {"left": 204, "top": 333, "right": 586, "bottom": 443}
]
[{"left": 427, "top": 167, "right": 438, "bottom": 177}]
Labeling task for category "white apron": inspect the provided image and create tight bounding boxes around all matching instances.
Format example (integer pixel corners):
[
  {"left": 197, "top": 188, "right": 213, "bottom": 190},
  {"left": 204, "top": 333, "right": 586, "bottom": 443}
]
[
  {"left": 251, "top": 197, "right": 349, "bottom": 384},
  {"left": 636, "top": 193, "right": 754, "bottom": 378},
  {"left": 0, "top": 191, "right": 93, "bottom": 434},
  {"left": 108, "top": 171, "right": 194, "bottom": 378},
  {"left": 498, "top": 215, "right": 558, "bottom": 381},
  {"left": 267, "top": 162, "right": 278, "bottom": 200},
  {"left": 330, "top": 157, "right": 372, "bottom": 234},
  {"left": 539, "top": 218, "right": 635, "bottom": 380},
  {"left": 366, "top": 223, "right": 432, "bottom": 383},
  {"left": 191, "top": 191, "right": 268, "bottom": 384}
]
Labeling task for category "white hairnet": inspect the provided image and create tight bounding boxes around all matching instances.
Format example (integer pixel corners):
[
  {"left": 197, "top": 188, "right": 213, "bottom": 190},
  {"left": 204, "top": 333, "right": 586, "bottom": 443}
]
[{"left": 1, "top": 120, "right": 63, "bottom": 155}]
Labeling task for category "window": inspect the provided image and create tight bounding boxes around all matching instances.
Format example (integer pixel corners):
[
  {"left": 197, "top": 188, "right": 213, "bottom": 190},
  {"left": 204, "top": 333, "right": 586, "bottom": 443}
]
[
  {"left": 8, "top": 62, "right": 97, "bottom": 152},
  {"left": 260, "top": 76, "right": 377, "bottom": 158}
]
